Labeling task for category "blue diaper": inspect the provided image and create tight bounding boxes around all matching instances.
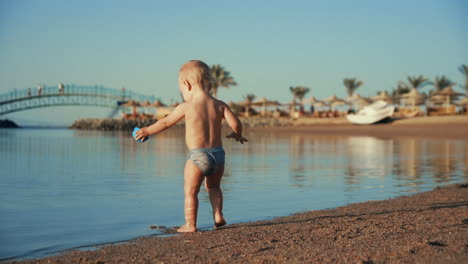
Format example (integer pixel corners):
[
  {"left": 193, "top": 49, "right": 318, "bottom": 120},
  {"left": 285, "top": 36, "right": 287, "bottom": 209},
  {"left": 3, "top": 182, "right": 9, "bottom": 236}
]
[{"left": 188, "top": 147, "right": 225, "bottom": 176}]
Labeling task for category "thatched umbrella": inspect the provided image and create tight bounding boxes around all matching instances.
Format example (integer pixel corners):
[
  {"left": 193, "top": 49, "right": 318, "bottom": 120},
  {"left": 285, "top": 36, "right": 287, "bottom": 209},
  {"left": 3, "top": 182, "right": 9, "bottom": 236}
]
[
  {"left": 324, "top": 94, "right": 347, "bottom": 111},
  {"left": 433, "top": 86, "right": 463, "bottom": 106},
  {"left": 346, "top": 93, "right": 372, "bottom": 109},
  {"left": 140, "top": 100, "right": 152, "bottom": 107},
  {"left": 302, "top": 96, "right": 321, "bottom": 104},
  {"left": 400, "top": 88, "right": 426, "bottom": 109},
  {"left": 237, "top": 99, "right": 255, "bottom": 117},
  {"left": 253, "top": 97, "right": 281, "bottom": 116},
  {"left": 123, "top": 99, "right": 141, "bottom": 118},
  {"left": 346, "top": 93, "right": 365, "bottom": 103},
  {"left": 283, "top": 99, "right": 299, "bottom": 114},
  {"left": 313, "top": 101, "right": 330, "bottom": 110},
  {"left": 355, "top": 97, "right": 373, "bottom": 109},
  {"left": 428, "top": 94, "right": 446, "bottom": 106},
  {"left": 371, "top": 91, "right": 393, "bottom": 104},
  {"left": 151, "top": 100, "right": 167, "bottom": 108},
  {"left": 324, "top": 94, "right": 345, "bottom": 103},
  {"left": 150, "top": 100, "right": 168, "bottom": 118},
  {"left": 330, "top": 99, "right": 348, "bottom": 111},
  {"left": 456, "top": 97, "right": 468, "bottom": 106}
]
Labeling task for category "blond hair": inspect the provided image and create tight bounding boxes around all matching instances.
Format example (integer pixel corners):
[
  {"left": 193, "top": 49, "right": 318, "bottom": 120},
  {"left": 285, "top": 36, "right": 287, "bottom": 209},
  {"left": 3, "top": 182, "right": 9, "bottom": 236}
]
[{"left": 179, "top": 60, "right": 212, "bottom": 92}]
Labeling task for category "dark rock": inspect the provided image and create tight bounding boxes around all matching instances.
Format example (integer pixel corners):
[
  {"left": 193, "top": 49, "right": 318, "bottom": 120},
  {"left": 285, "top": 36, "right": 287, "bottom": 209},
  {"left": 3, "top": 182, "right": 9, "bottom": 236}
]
[
  {"left": 70, "top": 118, "right": 159, "bottom": 131},
  {"left": 0, "top": 119, "right": 20, "bottom": 128}
]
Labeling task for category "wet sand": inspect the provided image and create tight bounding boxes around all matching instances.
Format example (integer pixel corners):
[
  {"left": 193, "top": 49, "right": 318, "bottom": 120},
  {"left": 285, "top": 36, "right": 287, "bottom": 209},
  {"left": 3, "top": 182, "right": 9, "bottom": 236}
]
[{"left": 13, "top": 183, "right": 467, "bottom": 264}]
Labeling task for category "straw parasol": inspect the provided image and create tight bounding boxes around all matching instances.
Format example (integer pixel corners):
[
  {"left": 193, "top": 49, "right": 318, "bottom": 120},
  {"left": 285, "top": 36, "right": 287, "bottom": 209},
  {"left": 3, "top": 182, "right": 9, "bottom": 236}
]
[
  {"left": 140, "top": 100, "right": 152, "bottom": 107},
  {"left": 122, "top": 99, "right": 141, "bottom": 118},
  {"left": 330, "top": 99, "right": 347, "bottom": 110},
  {"left": 346, "top": 93, "right": 365, "bottom": 103},
  {"left": 428, "top": 94, "right": 446, "bottom": 106},
  {"left": 313, "top": 101, "right": 330, "bottom": 109},
  {"left": 237, "top": 99, "right": 255, "bottom": 117},
  {"left": 355, "top": 97, "right": 372, "bottom": 109},
  {"left": 302, "top": 96, "right": 321, "bottom": 104},
  {"left": 371, "top": 91, "right": 393, "bottom": 104},
  {"left": 433, "top": 86, "right": 463, "bottom": 106},
  {"left": 400, "top": 88, "right": 426, "bottom": 109},
  {"left": 151, "top": 100, "right": 167, "bottom": 108},
  {"left": 456, "top": 97, "right": 468, "bottom": 106},
  {"left": 324, "top": 94, "right": 345, "bottom": 103},
  {"left": 228, "top": 101, "right": 238, "bottom": 108},
  {"left": 324, "top": 94, "right": 347, "bottom": 111},
  {"left": 253, "top": 97, "right": 281, "bottom": 116},
  {"left": 279, "top": 99, "right": 299, "bottom": 115},
  {"left": 122, "top": 99, "right": 140, "bottom": 107}
]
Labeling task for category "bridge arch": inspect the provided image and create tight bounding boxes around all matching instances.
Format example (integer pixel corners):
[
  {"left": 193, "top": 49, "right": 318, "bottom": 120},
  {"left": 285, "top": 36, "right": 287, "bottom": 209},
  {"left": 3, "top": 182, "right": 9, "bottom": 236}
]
[{"left": 0, "top": 84, "right": 158, "bottom": 116}]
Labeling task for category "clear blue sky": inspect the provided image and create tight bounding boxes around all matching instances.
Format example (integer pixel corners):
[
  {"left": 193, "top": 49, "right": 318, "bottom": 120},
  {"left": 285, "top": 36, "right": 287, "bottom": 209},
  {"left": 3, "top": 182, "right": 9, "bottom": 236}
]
[{"left": 1, "top": 0, "right": 467, "bottom": 125}]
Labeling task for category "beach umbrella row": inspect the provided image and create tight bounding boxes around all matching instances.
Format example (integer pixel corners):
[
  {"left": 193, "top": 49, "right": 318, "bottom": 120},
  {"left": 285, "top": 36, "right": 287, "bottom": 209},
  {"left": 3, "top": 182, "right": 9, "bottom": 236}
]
[{"left": 122, "top": 99, "right": 178, "bottom": 117}]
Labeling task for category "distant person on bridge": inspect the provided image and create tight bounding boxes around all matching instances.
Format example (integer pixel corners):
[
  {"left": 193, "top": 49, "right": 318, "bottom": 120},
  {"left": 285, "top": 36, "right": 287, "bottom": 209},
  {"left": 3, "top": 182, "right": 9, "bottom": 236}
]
[
  {"left": 134, "top": 60, "right": 247, "bottom": 233},
  {"left": 58, "top": 83, "right": 64, "bottom": 94},
  {"left": 37, "top": 85, "right": 43, "bottom": 96}
]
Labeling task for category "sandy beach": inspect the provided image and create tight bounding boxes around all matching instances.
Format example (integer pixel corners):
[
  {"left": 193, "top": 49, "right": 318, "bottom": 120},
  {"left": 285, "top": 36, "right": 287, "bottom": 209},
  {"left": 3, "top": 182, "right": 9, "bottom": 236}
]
[
  {"left": 12, "top": 183, "right": 467, "bottom": 264},
  {"left": 245, "top": 115, "right": 468, "bottom": 140}
]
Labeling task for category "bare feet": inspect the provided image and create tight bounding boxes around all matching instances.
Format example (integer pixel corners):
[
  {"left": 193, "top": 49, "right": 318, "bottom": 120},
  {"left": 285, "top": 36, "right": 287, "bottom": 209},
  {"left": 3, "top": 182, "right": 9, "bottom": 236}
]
[
  {"left": 214, "top": 219, "right": 227, "bottom": 230},
  {"left": 177, "top": 225, "right": 197, "bottom": 233}
]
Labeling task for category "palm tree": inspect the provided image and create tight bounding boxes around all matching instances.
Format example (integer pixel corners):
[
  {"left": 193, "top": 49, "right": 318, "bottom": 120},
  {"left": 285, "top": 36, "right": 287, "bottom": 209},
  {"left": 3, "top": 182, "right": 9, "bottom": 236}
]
[
  {"left": 407, "top": 75, "right": 431, "bottom": 90},
  {"left": 458, "top": 64, "right": 468, "bottom": 93},
  {"left": 343, "top": 78, "right": 363, "bottom": 97},
  {"left": 391, "top": 81, "right": 410, "bottom": 98},
  {"left": 245, "top": 93, "right": 256, "bottom": 102},
  {"left": 243, "top": 93, "right": 256, "bottom": 117},
  {"left": 433, "top": 76, "right": 455, "bottom": 91},
  {"left": 210, "top": 64, "right": 237, "bottom": 98},
  {"left": 289, "top": 86, "right": 310, "bottom": 111}
]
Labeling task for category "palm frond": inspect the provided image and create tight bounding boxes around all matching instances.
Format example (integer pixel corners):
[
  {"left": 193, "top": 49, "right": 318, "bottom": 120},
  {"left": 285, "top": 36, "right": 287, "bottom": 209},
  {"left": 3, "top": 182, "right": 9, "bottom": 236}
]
[
  {"left": 210, "top": 64, "right": 237, "bottom": 97},
  {"left": 407, "top": 75, "right": 431, "bottom": 89},
  {"left": 458, "top": 64, "right": 468, "bottom": 76},
  {"left": 433, "top": 76, "right": 455, "bottom": 91},
  {"left": 290, "top": 86, "right": 310, "bottom": 101},
  {"left": 343, "top": 78, "right": 363, "bottom": 96}
]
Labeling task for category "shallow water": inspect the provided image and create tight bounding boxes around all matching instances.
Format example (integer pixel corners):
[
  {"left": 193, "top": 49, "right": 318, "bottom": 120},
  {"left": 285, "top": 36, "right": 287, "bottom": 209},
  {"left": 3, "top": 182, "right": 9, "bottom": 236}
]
[{"left": 0, "top": 127, "right": 467, "bottom": 260}]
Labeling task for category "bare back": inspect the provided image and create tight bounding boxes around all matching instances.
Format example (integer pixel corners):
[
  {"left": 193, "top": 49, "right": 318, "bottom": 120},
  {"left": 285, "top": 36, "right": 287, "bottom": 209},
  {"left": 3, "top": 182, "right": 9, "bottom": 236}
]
[{"left": 184, "top": 94, "right": 226, "bottom": 150}]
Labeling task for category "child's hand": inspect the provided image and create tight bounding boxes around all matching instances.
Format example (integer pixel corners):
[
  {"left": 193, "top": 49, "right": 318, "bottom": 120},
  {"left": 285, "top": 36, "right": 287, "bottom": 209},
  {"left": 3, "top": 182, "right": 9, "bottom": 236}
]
[
  {"left": 135, "top": 127, "right": 149, "bottom": 141},
  {"left": 226, "top": 132, "right": 248, "bottom": 144}
]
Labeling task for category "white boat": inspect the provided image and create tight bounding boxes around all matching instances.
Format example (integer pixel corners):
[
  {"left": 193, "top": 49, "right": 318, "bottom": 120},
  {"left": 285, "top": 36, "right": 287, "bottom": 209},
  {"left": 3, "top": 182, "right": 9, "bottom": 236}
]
[{"left": 346, "top": 100, "right": 395, "bottom": 125}]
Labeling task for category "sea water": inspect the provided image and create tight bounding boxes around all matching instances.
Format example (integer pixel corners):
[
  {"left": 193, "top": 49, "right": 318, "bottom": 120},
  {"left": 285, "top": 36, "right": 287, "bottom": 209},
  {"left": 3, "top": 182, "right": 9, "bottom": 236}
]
[{"left": 0, "top": 127, "right": 466, "bottom": 261}]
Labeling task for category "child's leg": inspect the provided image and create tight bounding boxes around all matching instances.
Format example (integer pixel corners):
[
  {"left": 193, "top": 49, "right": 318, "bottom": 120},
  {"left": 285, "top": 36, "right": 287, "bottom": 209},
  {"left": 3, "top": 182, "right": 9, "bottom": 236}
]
[
  {"left": 205, "top": 165, "right": 226, "bottom": 229},
  {"left": 177, "top": 159, "right": 204, "bottom": 233}
]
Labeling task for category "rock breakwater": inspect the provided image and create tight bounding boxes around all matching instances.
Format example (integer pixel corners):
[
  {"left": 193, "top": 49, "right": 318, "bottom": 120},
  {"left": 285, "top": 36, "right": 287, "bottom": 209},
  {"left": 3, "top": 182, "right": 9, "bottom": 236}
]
[
  {"left": 70, "top": 118, "right": 158, "bottom": 130},
  {"left": 70, "top": 117, "right": 351, "bottom": 130},
  {"left": 0, "top": 119, "right": 20, "bottom": 128}
]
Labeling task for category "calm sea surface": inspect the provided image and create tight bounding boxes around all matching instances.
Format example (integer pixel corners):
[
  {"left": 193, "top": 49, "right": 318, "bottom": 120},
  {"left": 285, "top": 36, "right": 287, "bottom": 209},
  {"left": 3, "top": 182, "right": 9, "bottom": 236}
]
[{"left": 0, "top": 127, "right": 467, "bottom": 260}]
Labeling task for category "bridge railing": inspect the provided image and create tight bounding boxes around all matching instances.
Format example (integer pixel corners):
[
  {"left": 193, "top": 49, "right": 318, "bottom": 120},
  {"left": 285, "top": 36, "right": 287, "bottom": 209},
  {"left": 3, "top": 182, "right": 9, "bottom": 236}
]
[{"left": 0, "top": 85, "right": 157, "bottom": 104}]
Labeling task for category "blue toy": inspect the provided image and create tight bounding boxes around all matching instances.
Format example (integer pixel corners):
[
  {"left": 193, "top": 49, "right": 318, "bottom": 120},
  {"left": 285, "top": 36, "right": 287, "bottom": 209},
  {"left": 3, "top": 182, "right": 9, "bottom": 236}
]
[{"left": 132, "top": 127, "right": 148, "bottom": 143}]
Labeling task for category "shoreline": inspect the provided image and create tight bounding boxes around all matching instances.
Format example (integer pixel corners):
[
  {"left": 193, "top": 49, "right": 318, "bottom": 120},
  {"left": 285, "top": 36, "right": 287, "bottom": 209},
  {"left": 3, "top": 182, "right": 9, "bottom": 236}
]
[
  {"left": 13, "top": 183, "right": 468, "bottom": 264},
  {"left": 64, "top": 115, "right": 468, "bottom": 140},
  {"left": 66, "top": 115, "right": 468, "bottom": 132}
]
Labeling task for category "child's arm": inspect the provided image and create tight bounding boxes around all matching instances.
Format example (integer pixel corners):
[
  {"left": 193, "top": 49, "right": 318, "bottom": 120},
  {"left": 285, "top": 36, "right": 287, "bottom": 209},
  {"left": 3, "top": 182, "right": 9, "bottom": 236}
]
[
  {"left": 135, "top": 103, "right": 188, "bottom": 140},
  {"left": 223, "top": 104, "right": 248, "bottom": 144}
]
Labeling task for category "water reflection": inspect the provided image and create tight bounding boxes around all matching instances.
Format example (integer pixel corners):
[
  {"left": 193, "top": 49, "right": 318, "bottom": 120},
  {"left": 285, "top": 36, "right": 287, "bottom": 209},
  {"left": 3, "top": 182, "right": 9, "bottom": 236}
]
[
  {"left": 253, "top": 131, "right": 467, "bottom": 195},
  {"left": 0, "top": 128, "right": 467, "bottom": 260},
  {"left": 66, "top": 128, "right": 468, "bottom": 194}
]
